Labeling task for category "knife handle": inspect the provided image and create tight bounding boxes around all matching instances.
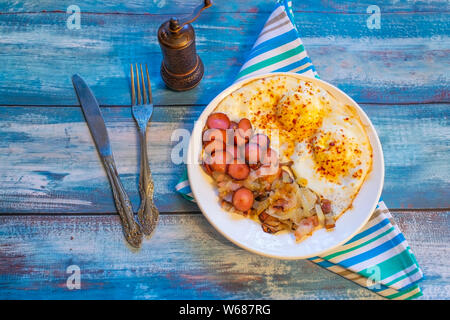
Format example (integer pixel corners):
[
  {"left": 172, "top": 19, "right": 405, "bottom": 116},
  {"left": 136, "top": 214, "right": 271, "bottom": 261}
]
[{"left": 102, "top": 155, "right": 143, "bottom": 248}]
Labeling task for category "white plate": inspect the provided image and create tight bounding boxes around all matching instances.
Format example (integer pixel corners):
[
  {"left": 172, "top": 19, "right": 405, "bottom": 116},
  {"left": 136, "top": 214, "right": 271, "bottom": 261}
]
[{"left": 187, "top": 72, "right": 384, "bottom": 259}]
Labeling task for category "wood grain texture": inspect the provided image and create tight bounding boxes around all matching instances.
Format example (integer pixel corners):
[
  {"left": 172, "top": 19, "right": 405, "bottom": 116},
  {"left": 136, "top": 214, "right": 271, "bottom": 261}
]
[
  {"left": 0, "top": 0, "right": 448, "bottom": 301},
  {"left": 0, "top": 104, "right": 448, "bottom": 214},
  {"left": 0, "top": 210, "right": 447, "bottom": 300},
  {"left": 0, "top": 9, "right": 448, "bottom": 105},
  {"left": 1, "top": 0, "right": 448, "bottom": 14}
]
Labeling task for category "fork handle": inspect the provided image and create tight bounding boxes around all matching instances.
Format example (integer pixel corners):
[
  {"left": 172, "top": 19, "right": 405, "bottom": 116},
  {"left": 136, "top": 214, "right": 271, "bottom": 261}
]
[
  {"left": 102, "top": 155, "right": 143, "bottom": 248},
  {"left": 136, "top": 128, "right": 159, "bottom": 236}
]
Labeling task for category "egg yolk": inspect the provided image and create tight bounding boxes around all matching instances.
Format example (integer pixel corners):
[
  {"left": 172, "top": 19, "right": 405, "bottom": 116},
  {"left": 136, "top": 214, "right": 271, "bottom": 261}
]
[
  {"left": 312, "top": 131, "right": 360, "bottom": 182},
  {"left": 276, "top": 92, "right": 325, "bottom": 142}
]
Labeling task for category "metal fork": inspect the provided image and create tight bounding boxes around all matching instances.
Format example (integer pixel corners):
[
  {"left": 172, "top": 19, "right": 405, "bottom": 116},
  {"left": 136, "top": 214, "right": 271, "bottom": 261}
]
[{"left": 130, "top": 63, "right": 159, "bottom": 236}]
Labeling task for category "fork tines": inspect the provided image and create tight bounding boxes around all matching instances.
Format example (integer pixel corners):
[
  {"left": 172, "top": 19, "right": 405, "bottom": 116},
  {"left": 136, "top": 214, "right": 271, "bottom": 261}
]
[{"left": 130, "top": 63, "right": 152, "bottom": 106}]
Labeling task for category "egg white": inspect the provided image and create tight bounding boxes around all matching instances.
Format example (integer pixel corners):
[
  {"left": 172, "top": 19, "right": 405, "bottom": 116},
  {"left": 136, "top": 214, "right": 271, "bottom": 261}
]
[
  {"left": 291, "top": 112, "right": 372, "bottom": 217},
  {"left": 213, "top": 75, "right": 373, "bottom": 219}
]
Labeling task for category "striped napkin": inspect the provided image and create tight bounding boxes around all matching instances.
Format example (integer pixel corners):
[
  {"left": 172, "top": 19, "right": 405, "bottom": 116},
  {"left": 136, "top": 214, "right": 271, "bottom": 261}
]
[{"left": 176, "top": 0, "right": 424, "bottom": 299}]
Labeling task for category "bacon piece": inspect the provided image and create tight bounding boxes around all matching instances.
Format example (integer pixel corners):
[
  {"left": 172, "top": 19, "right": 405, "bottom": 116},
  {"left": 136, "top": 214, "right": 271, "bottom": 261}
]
[
  {"left": 321, "top": 199, "right": 332, "bottom": 214},
  {"left": 306, "top": 215, "right": 319, "bottom": 227},
  {"left": 294, "top": 218, "right": 314, "bottom": 240},
  {"left": 325, "top": 216, "right": 336, "bottom": 229},
  {"left": 258, "top": 212, "right": 282, "bottom": 233}
]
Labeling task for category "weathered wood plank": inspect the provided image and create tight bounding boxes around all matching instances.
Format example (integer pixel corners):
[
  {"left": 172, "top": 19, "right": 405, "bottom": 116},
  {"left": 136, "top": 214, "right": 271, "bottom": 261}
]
[
  {"left": 0, "top": 10, "right": 448, "bottom": 105},
  {"left": 0, "top": 210, "right": 447, "bottom": 299},
  {"left": 0, "top": 104, "right": 448, "bottom": 214},
  {"left": 1, "top": 0, "right": 448, "bottom": 14},
  {"left": 0, "top": 105, "right": 199, "bottom": 213}
]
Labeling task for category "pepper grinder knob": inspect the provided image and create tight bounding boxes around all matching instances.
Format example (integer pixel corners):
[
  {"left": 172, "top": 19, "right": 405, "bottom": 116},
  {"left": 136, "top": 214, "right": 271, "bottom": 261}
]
[
  {"left": 157, "top": 1, "right": 212, "bottom": 91},
  {"left": 169, "top": 18, "right": 179, "bottom": 31}
]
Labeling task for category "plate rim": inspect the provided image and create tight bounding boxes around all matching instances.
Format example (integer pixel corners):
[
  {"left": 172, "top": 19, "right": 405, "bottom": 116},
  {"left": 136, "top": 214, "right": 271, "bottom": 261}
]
[{"left": 187, "top": 72, "right": 385, "bottom": 260}]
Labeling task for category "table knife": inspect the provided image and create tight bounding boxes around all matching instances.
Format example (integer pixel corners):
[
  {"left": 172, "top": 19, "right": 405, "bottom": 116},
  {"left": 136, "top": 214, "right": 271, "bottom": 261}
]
[{"left": 72, "top": 74, "right": 143, "bottom": 248}]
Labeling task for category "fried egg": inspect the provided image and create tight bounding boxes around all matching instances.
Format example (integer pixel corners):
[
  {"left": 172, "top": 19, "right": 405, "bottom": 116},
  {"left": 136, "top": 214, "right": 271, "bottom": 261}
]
[
  {"left": 290, "top": 104, "right": 372, "bottom": 217},
  {"left": 214, "top": 75, "right": 373, "bottom": 219}
]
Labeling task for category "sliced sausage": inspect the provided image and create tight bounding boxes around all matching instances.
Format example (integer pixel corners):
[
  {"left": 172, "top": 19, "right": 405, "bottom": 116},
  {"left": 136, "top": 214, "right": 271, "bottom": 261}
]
[
  {"left": 202, "top": 163, "right": 213, "bottom": 176},
  {"left": 237, "top": 127, "right": 252, "bottom": 143},
  {"left": 238, "top": 118, "right": 252, "bottom": 132},
  {"left": 203, "top": 140, "right": 226, "bottom": 158},
  {"left": 226, "top": 145, "right": 244, "bottom": 162},
  {"left": 232, "top": 187, "right": 254, "bottom": 212},
  {"left": 233, "top": 130, "right": 247, "bottom": 146},
  {"left": 249, "top": 162, "right": 262, "bottom": 170},
  {"left": 229, "top": 121, "right": 239, "bottom": 130},
  {"left": 206, "top": 113, "right": 230, "bottom": 130},
  {"left": 244, "top": 143, "right": 262, "bottom": 165},
  {"left": 250, "top": 133, "right": 270, "bottom": 150},
  {"left": 202, "top": 128, "right": 227, "bottom": 144},
  {"left": 227, "top": 161, "right": 250, "bottom": 180},
  {"left": 208, "top": 150, "right": 232, "bottom": 173}
]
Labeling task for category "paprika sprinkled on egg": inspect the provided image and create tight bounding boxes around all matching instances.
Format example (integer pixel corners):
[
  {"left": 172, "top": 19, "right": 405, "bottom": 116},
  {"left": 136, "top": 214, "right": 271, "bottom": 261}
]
[{"left": 211, "top": 75, "right": 373, "bottom": 222}]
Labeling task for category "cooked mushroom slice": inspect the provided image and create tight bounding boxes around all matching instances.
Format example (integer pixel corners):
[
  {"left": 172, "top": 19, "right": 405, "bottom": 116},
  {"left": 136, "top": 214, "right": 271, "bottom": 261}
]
[
  {"left": 279, "top": 160, "right": 294, "bottom": 167},
  {"left": 258, "top": 212, "right": 283, "bottom": 233}
]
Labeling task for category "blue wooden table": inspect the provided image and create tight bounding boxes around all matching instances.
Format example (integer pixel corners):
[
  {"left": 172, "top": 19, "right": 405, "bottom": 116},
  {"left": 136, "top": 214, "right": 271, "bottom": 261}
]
[{"left": 0, "top": 0, "right": 448, "bottom": 299}]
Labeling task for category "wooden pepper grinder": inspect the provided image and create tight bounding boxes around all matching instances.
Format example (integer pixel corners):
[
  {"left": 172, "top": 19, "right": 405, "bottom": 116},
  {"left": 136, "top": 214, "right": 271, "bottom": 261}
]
[{"left": 158, "top": 0, "right": 212, "bottom": 91}]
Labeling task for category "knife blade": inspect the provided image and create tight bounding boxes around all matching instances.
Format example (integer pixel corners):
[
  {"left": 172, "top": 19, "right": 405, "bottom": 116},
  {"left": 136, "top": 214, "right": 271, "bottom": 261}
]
[
  {"left": 71, "top": 74, "right": 143, "bottom": 248},
  {"left": 72, "top": 74, "right": 112, "bottom": 157}
]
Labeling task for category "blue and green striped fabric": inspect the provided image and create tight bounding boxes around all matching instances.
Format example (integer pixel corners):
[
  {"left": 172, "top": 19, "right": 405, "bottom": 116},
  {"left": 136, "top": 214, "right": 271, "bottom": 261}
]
[{"left": 176, "top": 0, "right": 423, "bottom": 299}]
